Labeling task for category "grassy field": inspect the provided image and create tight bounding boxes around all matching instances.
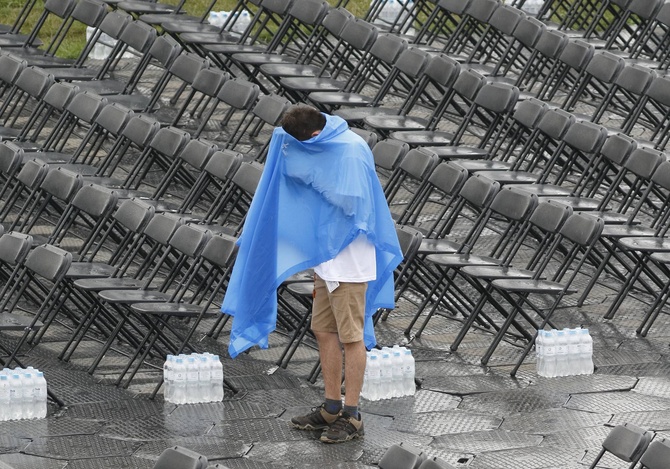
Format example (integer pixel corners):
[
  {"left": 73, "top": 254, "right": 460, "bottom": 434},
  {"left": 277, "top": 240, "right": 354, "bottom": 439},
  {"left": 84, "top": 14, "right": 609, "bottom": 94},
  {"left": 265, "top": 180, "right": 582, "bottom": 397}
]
[{"left": 0, "top": 0, "right": 371, "bottom": 59}]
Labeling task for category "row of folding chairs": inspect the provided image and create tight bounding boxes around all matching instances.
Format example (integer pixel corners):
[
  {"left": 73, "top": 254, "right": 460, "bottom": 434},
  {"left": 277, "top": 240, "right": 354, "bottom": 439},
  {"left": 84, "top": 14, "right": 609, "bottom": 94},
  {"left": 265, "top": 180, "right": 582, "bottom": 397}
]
[{"left": 3, "top": 0, "right": 670, "bottom": 386}]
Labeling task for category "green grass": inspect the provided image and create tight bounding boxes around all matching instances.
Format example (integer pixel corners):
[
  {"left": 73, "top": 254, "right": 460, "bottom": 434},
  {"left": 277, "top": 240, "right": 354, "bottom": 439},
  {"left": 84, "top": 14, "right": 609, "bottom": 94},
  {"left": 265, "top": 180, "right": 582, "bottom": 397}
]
[{"left": 0, "top": 0, "right": 371, "bottom": 59}]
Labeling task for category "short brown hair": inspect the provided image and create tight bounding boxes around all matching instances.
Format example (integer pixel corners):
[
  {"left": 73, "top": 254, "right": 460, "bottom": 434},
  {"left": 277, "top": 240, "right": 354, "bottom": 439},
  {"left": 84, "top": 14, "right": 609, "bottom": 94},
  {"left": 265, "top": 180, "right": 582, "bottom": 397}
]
[{"left": 280, "top": 105, "right": 326, "bottom": 141}]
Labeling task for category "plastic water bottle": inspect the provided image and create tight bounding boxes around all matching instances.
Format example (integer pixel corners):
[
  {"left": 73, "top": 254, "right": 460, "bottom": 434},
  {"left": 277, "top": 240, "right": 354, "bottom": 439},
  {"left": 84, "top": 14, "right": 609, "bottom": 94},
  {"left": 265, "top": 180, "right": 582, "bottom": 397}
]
[
  {"left": 9, "top": 373, "right": 22, "bottom": 420},
  {"left": 567, "top": 328, "right": 581, "bottom": 376},
  {"left": 402, "top": 349, "right": 415, "bottom": 396},
  {"left": 521, "top": 0, "right": 543, "bottom": 16},
  {"left": 0, "top": 375, "right": 10, "bottom": 421},
  {"left": 186, "top": 356, "right": 199, "bottom": 404},
  {"left": 210, "top": 355, "right": 224, "bottom": 402},
  {"left": 543, "top": 330, "right": 557, "bottom": 378},
  {"left": 21, "top": 373, "right": 35, "bottom": 420},
  {"left": 361, "top": 352, "right": 371, "bottom": 400},
  {"left": 554, "top": 330, "right": 569, "bottom": 377},
  {"left": 34, "top": 372, "right": 47, "bottom": 419},
  {"left": 578, "top": 328, "right": 594, "bottom": 375},
  {"left": 535, "top": 330, "right": 545, "bottom": 376},
  {"left": 198, "top": 355, "right": 212, "bottom": 403},
  {"left": 163, "top": 355, "right": 174, "bottom": 403},
  {"left": 391, "top": 350, "right": 404, "bottom": 397},
  {"left": 172, "top": 358, "right": 187, "bottom": 405},
  {"left": 379, "top": 351, "right": 393, "bottom": 399},
  {"left": 366, "top": 354, "right": 381, "bottom": 401},
  {"left": 233, "top": 11, "right": 251, "bottom": 34}
]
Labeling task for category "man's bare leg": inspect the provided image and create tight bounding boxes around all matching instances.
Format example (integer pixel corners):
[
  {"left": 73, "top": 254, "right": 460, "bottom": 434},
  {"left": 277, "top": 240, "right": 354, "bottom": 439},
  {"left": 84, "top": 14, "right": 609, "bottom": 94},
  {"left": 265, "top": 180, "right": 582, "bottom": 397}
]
[
  {"left": 342, "top": 340, "right": 366, "bottom": 407},
  {"left": 315, "top": 330, "right": 343, "bottom": 400}
]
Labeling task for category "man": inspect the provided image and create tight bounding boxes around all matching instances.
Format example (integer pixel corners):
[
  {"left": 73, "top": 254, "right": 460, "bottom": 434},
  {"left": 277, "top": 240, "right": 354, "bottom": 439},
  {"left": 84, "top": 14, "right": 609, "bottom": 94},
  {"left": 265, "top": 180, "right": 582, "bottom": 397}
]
[{"left": 221, "top": 105, "right": 402, "bottom": 443}]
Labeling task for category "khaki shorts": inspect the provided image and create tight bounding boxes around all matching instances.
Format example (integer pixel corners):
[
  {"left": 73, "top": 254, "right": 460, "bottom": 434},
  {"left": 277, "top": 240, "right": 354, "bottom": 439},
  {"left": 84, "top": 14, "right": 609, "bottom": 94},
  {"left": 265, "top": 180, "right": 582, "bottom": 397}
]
[{"left": 311, "top": 274, "right": 367, "bottom": 343}]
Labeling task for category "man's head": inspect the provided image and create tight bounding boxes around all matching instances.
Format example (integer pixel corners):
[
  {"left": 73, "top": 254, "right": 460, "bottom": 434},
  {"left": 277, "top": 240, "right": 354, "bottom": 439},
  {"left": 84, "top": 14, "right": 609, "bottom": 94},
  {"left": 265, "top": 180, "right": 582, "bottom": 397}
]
[{"left": 281, "top": 105, "right": 326, "bottom": 141}]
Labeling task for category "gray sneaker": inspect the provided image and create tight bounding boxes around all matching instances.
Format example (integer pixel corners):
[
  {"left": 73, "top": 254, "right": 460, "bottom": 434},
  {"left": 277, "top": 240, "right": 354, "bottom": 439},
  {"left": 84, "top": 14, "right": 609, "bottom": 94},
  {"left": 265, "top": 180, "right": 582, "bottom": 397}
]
[
  {"left": 290, "top": 404, "right": 339, "bottom": 431},
  {"left": 320, "top": 411, "right": 364, "bottom": 443}
]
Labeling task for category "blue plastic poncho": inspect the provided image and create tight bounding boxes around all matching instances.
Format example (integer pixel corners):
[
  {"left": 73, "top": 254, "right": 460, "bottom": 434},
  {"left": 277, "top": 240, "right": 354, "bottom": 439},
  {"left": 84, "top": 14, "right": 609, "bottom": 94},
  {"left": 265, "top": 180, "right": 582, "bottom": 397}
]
[{"left": 221, "top": 114, "right": 402, "bottom": 358}]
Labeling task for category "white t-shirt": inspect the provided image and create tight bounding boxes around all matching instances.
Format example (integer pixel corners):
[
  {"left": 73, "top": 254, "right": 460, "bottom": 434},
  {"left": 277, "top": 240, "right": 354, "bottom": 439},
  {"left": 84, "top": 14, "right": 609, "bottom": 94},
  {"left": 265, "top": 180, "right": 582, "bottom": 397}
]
[{"left": 314, "top": 233, "right": 377, "bottom": 282}]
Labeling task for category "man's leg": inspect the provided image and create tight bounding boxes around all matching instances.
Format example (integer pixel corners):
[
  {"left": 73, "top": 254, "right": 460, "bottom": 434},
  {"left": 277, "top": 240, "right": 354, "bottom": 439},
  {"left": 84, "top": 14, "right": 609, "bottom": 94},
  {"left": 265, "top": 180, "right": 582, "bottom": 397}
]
[
  {"left": 342, "top": 340, "right": 366, "bottom": 407},
  {"left": 315, "top": 330, "right": 344, "bottom": 401}
]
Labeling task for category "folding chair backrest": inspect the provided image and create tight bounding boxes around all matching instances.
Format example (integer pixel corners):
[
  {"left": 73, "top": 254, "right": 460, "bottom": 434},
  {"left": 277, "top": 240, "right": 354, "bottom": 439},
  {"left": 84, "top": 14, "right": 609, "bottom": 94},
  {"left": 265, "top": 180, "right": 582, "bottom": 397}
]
[
  {"left": 169, "top": 225, "right": 213, "bottom": 259},
  {"left": 153, "top": 446, "right": 208, "bottom": 469},
  {"left": 639, "top": 438, "right": 670, "bottom": 469},
  {"left": 0, "top": 232, "right": 33, "bottom": 266},
  {"left": 149, "top": 127, "right": 191, "bottom": 159},
  {"left": 191, "top": 68, "right": 229, "bottom": 99},
  {"left": 512, "top": 15, "right": 545, "bottom": 48},
  {"left": 601, "top": 132, "right": 637, "bottom": 167},
  {"left": 559, "top": 212, "right": 604, "bottom": 246},
  {"left": 0, "top": 54, "right": 27, "bottom": 88},
  {"left": 562, "top": 120, "right": 608, "bottom": 154},
  {"left": 168, "top": 52, "right": 209, "bottom": 85},
  {"left": 488, "top": 4, "right": 524, "bottom": 36},
  {"left": 121, "top": 115, "right": 162, "bottom": 148},
  {"left": 70, "top": 184, "right": 118, "bottom": 219},
  {"left": 231, "top": 162, "right": 263, "bottom": 195},
  {"left": 98, "top": 10, "right": 132, "bottom": 39},
  {"left": 489, "top": 187, "right": 538, "bottom": 222},
  {"left": 94, "top": 103, "right": 135, "bottom": 135},
  {"left": 118, "top": 20, "right": 157, "bottom": 54},
  {"left": 24, "top": 244, "right": 72, "bottom": 282},
  {"left": 203, "top": 150, "right": 243, "bottom": 181},
  {"left": 113, "top": 198, "right": 155, "bottom": 235},
  {"left": 64, "top": 91, "right": 108, "bottom": 124},
  {"left": 179, "top": 138, "right": 219, "bottom": 171},
  {"left": 458, "top": 174, "right": 501, "bottom": 209},
  {"left": 72, "top": 0, "right": 107, "bottom": 27},
  {"left": 536, "top": 108, "right": 576, "bottom": 141},
  {"left": 14, "top": 67, "right": 55, "bottom": 101},
  {"left": 201, "top": 233, "right": 238, "bottom": 268},
  {"left": 529, "top": 200, "right": 573, "bottom": 236},
  {"left": 251, "top": 93, "right": 291, "bottom": 128},
  {"left": 372, "top": 139, "right": 410, "bottom": 173},
  {"left": 142, "top": 213, "right": 185, "bottom": 247},
  {"left": 39, "top": 168, "right": 83, "bottom": 203}
]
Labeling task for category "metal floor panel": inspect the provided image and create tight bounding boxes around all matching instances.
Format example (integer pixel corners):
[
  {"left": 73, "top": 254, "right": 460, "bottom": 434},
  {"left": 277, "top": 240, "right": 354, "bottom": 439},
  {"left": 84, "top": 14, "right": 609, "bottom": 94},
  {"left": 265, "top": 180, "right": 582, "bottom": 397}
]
[
  {"left": 133, "top": 437, "right": 250, "bottom": 460},
  {"left": 565, "top": 391, "right": 670, "bottom": 413},
  {"left": 245, "top": 441, "right": 364, "bottom": 466},
  {"left": 499, "top": 409, "right": 611, "bottom": 434},
  {"left": 632, "top": 376, "right": 670, "bottom": 398},
  {"left": 609, "top": 410, "right": 670, "bottom": 431},
  {"left": 0, "top": 453, "right": 66, "bottom": 469},
  {"left": 457, "top": 389, "right": 569, "bottom": 414},
  {"left": 389, "top": 409, "right": 503, "bottom": 436},
  {"left": 468, "top": 447, "right": 585, "bottom": 469},
  {"left": 23, "top": 435, "right": 142, "bottom": 460},
  {"left": 360, "top": 390, "right": 461, "bottom": 415},
  {"left": 423, "top": 374, "right": 530, "bottom": 395},
  {"left": 63, "top": 457, "right": 155, "bottom": 469},
  {"left": 431, "top": 430, "right": 543, "bottom": 453}
]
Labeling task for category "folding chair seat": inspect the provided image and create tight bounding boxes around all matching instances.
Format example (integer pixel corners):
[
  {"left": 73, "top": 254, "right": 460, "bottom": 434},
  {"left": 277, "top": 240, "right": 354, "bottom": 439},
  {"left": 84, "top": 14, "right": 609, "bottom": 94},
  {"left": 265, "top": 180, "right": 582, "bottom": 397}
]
[
  {"left": 488, "top": 212, "right": 605, "bottom": 375},
  {"left": 638, "top": 437, "right": 670, "bottom": 469},
  {"left": 587, "top": 423, "right": 652, "bottom": 469},
  {"left": 117, "top": 0, "right": 186, "bottom": 16},
  {"left": 409, "top": 187, "right": 540, "bottom": 342},
  {"left": 275, "top": 18, "right": 379, "bottom": 103}
]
